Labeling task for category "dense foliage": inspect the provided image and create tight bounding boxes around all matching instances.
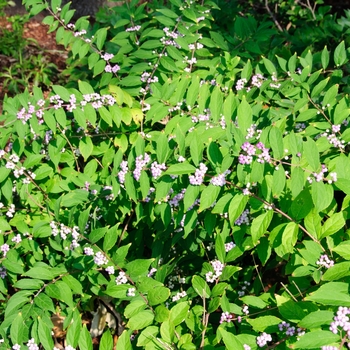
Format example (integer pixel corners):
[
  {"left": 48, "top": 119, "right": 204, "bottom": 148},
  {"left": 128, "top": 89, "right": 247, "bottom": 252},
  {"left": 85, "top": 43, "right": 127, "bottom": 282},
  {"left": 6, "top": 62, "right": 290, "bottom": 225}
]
[{"left": 1, "top": 0, "right": 350, "bottom": 349}]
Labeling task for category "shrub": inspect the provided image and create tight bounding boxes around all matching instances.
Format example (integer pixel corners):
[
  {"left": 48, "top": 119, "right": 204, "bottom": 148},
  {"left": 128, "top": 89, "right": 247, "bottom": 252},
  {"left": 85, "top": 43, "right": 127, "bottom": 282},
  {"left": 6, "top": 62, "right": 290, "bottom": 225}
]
[{"left": 1, "top": 0, "right": 350, "bottom": 349}]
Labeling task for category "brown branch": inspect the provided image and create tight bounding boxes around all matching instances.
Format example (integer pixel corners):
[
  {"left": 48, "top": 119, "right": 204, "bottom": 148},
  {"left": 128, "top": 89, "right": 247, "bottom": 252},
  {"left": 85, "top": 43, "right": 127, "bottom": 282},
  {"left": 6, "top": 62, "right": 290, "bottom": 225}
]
[{"left": 265, "top": 0, "right": 283, "bottom": 32}]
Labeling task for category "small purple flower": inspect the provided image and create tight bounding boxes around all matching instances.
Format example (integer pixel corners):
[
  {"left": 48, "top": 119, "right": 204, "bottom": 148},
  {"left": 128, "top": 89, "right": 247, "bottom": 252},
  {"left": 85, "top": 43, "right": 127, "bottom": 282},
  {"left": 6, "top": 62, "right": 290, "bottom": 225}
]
[
  {"left": 116, "top": 271, "right": 128, "bottom": 285},
  {"left": 118, "top": 161, "right": 128, "bottom": 184},
  {"left": 220, "top": 311, "right": 233, "bottom": 323},
  {"left": 151, "top": 161, "right": 166, "bottom": 179},
  {"left": 256, "top": 332, "right": 272, "bottom": 347},
  {"left": 316, "top": 254, "right": 334, "bottom": 269},
  {"left": 210, "top": 170, "right": 231, "bottom": 186},
  {"left": 189, "top": 163, "right": 208, "bottom": 185}
]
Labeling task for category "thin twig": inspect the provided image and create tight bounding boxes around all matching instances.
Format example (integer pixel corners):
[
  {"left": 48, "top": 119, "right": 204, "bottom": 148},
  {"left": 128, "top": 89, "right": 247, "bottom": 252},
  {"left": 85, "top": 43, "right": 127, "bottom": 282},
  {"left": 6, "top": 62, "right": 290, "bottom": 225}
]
[
  {"left": 252, "top": 254, "right": 265, "bottom": 291},
  {"left": 265, "top": 0, "right": 283, "bottom": 32},
  {"left": 292, "top": 280, "right": 305, "bottom": 299},
  {"left": 281, "top": 282, "right": 298, "bottom": 302},
  {"left": 200, "top": 296, "right": 209, "bottom": 349}
]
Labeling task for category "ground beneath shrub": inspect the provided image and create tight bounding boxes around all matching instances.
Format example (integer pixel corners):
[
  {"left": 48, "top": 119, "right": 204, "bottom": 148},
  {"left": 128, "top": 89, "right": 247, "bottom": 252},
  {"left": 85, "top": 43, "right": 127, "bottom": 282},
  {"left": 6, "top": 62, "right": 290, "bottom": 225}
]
[{"left": 0, "top": 13, "right": 67, "bottom": 114}]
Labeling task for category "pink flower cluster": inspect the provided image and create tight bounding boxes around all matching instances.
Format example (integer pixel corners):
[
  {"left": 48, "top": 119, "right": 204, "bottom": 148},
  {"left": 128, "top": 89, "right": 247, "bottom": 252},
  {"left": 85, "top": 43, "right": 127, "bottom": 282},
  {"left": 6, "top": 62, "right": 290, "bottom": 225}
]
[
  {"left": 206, "top": 259, "right": 224, "bottom": 283},
  {"left": 238, "top": 142, "right": 271, "bottom": 165},
  {"left": 189, "top": 163, "right": 208, "bottom": 185}
]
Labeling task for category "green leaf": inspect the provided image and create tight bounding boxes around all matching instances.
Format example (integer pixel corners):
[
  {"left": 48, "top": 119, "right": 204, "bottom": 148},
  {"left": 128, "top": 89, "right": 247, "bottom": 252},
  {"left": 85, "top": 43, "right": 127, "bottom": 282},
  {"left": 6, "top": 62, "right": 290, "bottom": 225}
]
[
  {"left": 186, "top": 76, "right": 200, "bottom": 108},
  {"left": 99, "top": 106, "right": 113, "bottom": 126},
  {"left": 215, "top": 234, "right": 226, "bottom": 263},
  {"left": 13, "top": 278, "right": 44, "bottom": 290},
  {"left": 272, "top": 166, "right": 286, "bottom": 197},
  {"left": 89, "top": 227, "right": 108, "bottom": 244},
  {"left": 156, "top": 8, "right": 178, "bottom": 18},
  {"left": 169, "top": 301, "right": 190, "bottom": 326},
  {"left": 207, "top": 141, "right": 223, "bottom": 168},
  {"left": 303, "top": 137, "right": 320, "bottom": 172},
  {"left": 156, "top": 133, "right": 169, "bottom": 164},
  {"left": 148, "top": 286, "right": 170, "bottom": 306},
  {"left": 100, "top": 329, "right": 114, "bottom": 350},
  {"left": 184, "top": 209, "right": 198, "bottom": 238},
  {"left": 95, "top": 27, "right": 108, "bottom": 50},
  {"left": 160, "top": 320, "right": 175, "bottom": 344},
  {"left": 103, "top": 225, "right": 120, "bottom": 252},
  {"left": 192, "top": 275, "right": 211, "bottom": 298},
  {"left": 291, "top": 330, "right": 339, "bottom": 349},
  {"left": 299, "top": 310, "right": 334, "bottom": 329},
  {"left": 241, "top": 59, "right": 252, "bottom": 81},
  {"left": 38, "top": 317, "right": 55, "bottom": 350},
  {"left": 66, "top": 311, "right": 81, "bottom": 347},
  {"left": 190, "top": 132, "right": 203, "bottom": 166},
  {"left": 0, "top": 217, "right": 12, "bottom": 231},
  {"left": 305, "top": 282, "right": 350, "bottom": 306},
  {"left": 116, "top": 330, "right": 132, "bottom": 350},
  {"left": 104, "top": 285, "right": 130, "bottom": 298},
  {"left": 198, "top": 185, "right": 221, "bottom": 212},
  {"left": 296, "top": 109, "right": 318, "bottom": 122},
  {"left": 323, "top": 84, "right": 338, "bottom": 107},
  {"left": 275, "top": 55, "right": 287, "bottom": 72},
  {"left": 321, "top": 46, "right": 329, "bottom": 70},
  {"left": 182, "top": 8, "right": 197, "bottom": 22},
  {"left": 220, "top": 265, "right": 241, "bottom": 281},
  {"left": 322, "top": 261, "right": 350, "bottom": 281},
  {"left": 247, "top": 315, "right": 282, "bottom": 332},
  {"left": 137, "top": 326, "right": 159, "bottom": 347},
  {"left": 281, "top": 222, "right": 299, "bottom": 254},
  {"left": 251, "top": 211, "right": 273, "bottom": 245},
  {"left": 321, "top": 212, "right": 345, "bottom": 238},
  {"left": 125, "top": 300, "right": 147, "bottom": 319},
  {"left": 209, "top": 86, "right": 223, "bottom": 121},
  {"left": 218, "top": 328, "right": 244, "bottom": 350},
  {"left": 164, "top": 163, "right": 196, "bottom": 176},
  {"left": 79, "top": 136, "right": 93, "bottom": 161},
  {"left": 55, "top": 108, "right": 67, "bottom": 128},
  {"left": 124, "top": 172, "right": 137, "bottom": 202},
  {"left": 288, "top": 53, "right": 297, "bottom": 73},
  {"left": 262, "top": 57, "right": 277, "bottom": 75},
  {"left": 212, "top": 193, "right": 233, "bottom": 214},
  {"left": 126, "top": 259, "right": 154, "bottom": 281},
  {"left": 78, "top": 80, "right": 94, "bottom": 95},
  {"left": 128, "top": 310, "right": 154, "bottom": 330},
  {"left": 334, "top": 41, "right": 347, "bottom": 66},
  {"left": 304, "top": 210, "right": 322, "bottom": 240},
  {"left": 290, "top": 189, "right": 313, "bottom": 220},
  {"left": 228, "top": 194, "right": 248, "bottom": 226},
  {"left": 53, "top": 85, "right": 70, "bottom": 101},
  {"left": 333, "top": 241, "right": 350, "bottom": 260},
  {"left": 311, "top": 78, "right": 329, "bottom": 99},
  {"left": 269, "top": 127, "right": 284, "bottom": 159},
  {"left": 79, "top": 325, "right": 93, "bottom": 350},
  {"left": 257, "top": 236, "right": 271, "bottom": 266},
  {"left": 237, "top": 96, "right": 252, "bottom": 137},
  {"left": 275, "top": 295, "right": 306, "bottom": 323},
  {"left": 60, "top": 189, "right": 89, "bottom": 207},
  {"left": 23, "top": 267, "right": 54, "bottom": 280},
  {"left": 10, "top": 312, "right": 24, "bottom": 345},
  {"left": 210, "top": 31, "right": 229, "bottom": 50},
  {"left": 160, "top": 56, "right": 178, "bottom": 72},
  {"left": 240, "top": 296, "right": 267, "bottom": 309},
  {"left": 311, "top": 181, "right": 333, "bottom": 212},
  {"left": 0, "top": 167, "right": 11, "bottom": 183}
]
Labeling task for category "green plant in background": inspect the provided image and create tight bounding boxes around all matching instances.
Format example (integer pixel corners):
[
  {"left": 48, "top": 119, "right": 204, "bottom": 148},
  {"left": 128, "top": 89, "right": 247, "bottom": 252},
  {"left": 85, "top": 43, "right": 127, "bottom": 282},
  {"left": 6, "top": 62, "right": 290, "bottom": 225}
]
[
  {"left": 1, "top": 54, "right": 59, "bottom": 94},
  {"left": 0, "top": 0, "right": 29, "bottom": 58},
  {"left": 1, "top": 0, "right": 350, "bottom": 349},
  {"left": 0, "top": 0, "right": 60, "bottom": 96}
]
